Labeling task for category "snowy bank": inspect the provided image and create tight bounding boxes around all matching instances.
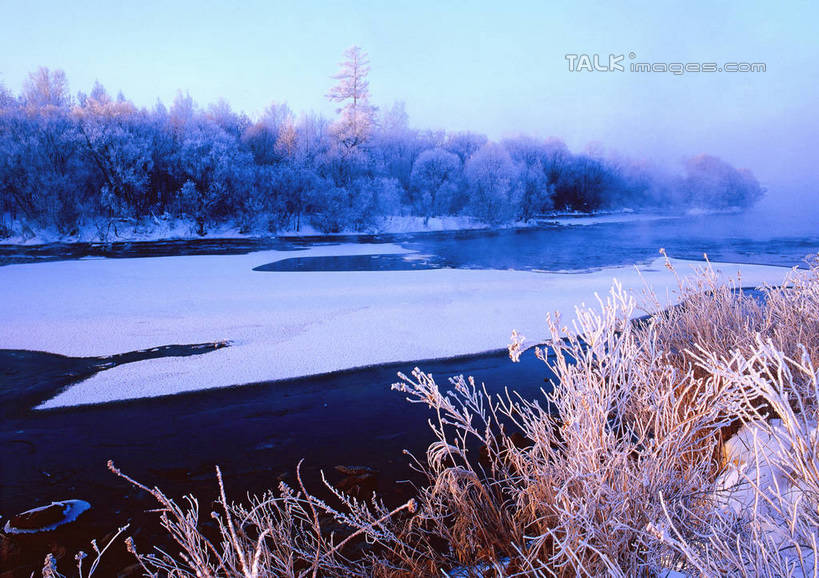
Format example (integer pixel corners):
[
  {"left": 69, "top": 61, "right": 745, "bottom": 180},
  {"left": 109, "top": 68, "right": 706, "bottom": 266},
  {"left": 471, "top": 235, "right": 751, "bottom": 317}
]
[
  {"left": 0, "top": 210, "right": 686, "bottom": 246},
  {"left": 0, "top": 244, "right": 790, "bottom": 408},
  {"left": 0, "top": 215, "right": 518, "bottom": 246}
]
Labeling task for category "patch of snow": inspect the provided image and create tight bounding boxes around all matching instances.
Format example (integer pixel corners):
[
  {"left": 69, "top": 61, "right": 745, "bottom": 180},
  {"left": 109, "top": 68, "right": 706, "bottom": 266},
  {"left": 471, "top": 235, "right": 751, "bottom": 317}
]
[
  {"left": 718, "top": 419, "right": 819, "bottom": 511},
  {"left": 716, "top": 418, "right": 819, "bottom": 574},
  {"left": 2, "top": 500, "right": 91, "bottom": 534},
  {"left": 0, "top": 245, "right": 790, "bottom": 408},
  {"left": 717, "top": 419, "right": 794, "bottom": 516}
]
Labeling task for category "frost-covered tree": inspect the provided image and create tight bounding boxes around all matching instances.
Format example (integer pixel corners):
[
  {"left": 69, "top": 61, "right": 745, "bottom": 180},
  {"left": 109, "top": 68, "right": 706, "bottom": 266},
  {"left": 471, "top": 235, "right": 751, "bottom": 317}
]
[
  {"left": 683, "top": 154, "right": 764, "bottom": 208},
  {"left": 445, "top": 132, "right": 487, "bottom": 164},
  {"left": 539, "top": 138, "right": 571, "bottom": 186},
  {"left": 295, "top": 112, "right": 331, "bottom": 164},
  {"left": 23, "top": 67, "right": 71, "bottom": 109},
  {"left": 552, "top": 155, "right": 613, "bottom": 211},
  {"left": 163, "top": 114, "right": 256, "bottom": 233},
  {"left": 327, "top": 46, "right": 376, "bottom": 151},
  {"left": 169, "top": 91, "right": 196, "bottom": 133},
  {"left": 410, "top": 148, "right": 462, "bottom": 221},
  {"left": 206, "top": 99, "right": 247, "bottom": 138},
  {"left": 75, "top": 86, "right": 154, "bottom": 218},
  {"left": 370, "top": 102, "right": 427, "bottom": 193},
  {"left": 503, "top": 136, "right": 553, "bottom": 219},
  {"left": 0, "top": 67, "right": 766, "bottom": 238},
  {"left": 0, "top": 82, "right": 14, "bottom": 109},
  {"left": 464, "top": 143, "right": 521, "bottom": 224},
  {"left": 242, "top": 103, "right": 296, "bottom": 165}
]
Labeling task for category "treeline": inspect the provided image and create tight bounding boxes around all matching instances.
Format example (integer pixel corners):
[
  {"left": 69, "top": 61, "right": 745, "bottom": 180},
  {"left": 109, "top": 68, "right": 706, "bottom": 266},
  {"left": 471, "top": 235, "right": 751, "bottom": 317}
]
[{"left": 0, "top": 60, "right": 764, "bottom": 238}]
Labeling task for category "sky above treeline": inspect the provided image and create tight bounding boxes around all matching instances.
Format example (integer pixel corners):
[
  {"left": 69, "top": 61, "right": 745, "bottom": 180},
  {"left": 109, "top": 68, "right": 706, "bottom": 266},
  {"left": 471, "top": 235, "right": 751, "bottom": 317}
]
[{"left": 1, "top": 0, "right": 817, "bottom": 200}]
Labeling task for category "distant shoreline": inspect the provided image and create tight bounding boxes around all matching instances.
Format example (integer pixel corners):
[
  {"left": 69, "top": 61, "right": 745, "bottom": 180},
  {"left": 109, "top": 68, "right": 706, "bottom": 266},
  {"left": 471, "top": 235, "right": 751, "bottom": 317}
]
[{"left": 0, "top": 209, "right": 698, "bottom": 247}]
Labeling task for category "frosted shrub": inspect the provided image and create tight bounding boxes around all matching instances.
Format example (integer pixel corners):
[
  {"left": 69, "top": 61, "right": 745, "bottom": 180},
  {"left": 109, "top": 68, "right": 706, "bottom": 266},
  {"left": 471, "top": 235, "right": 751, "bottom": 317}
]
[{"left": 659, "top": 340, "right": 819, "bottom": 576}]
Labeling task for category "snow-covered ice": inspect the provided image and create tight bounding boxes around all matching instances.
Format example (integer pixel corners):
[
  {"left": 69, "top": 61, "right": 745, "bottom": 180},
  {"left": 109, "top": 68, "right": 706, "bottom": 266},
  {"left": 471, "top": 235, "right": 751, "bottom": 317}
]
[{"left": 0, "top": 243, "right": 790, "bottom": 408}]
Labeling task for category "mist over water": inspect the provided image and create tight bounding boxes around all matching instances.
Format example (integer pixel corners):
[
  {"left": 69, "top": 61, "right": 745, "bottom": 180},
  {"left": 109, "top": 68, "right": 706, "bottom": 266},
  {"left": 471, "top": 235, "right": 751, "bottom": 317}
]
[{"left": 394, "top": 211, "right": 819, "bottom": 272}]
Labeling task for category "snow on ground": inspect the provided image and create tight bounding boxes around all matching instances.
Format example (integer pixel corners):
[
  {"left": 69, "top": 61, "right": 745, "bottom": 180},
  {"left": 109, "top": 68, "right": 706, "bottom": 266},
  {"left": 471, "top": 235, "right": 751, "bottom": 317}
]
[{"left": 0, "top": 243, "right": 790, "bottom": 408}]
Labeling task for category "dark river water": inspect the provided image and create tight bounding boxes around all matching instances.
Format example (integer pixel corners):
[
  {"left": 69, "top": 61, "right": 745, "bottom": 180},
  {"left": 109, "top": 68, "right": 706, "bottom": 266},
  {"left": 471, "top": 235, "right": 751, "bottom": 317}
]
[{"left": 0, "top": 207, "right": 817, "bottom": 575}]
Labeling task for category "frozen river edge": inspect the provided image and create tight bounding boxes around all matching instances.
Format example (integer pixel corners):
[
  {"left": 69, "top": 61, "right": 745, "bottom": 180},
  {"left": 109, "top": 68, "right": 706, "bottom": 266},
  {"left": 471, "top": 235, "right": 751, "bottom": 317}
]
[{"left": 0, "top": 241, "right": 793, "bottom": 408}]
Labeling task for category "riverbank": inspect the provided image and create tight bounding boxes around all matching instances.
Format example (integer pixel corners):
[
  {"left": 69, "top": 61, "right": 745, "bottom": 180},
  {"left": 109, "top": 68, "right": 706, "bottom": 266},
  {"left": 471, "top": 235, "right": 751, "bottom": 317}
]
[
  {"left": 1, "top": 210, "right": 687, "bottom": 247},
  {"left": 0, "top": 214, "right": 524, "bottom": 246}
]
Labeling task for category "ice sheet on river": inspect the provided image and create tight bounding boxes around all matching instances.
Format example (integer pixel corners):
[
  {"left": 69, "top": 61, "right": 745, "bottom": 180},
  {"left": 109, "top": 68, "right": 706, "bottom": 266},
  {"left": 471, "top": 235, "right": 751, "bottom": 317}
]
[{"left": 0, "top": 242, "right": 790, "bottom": 408}]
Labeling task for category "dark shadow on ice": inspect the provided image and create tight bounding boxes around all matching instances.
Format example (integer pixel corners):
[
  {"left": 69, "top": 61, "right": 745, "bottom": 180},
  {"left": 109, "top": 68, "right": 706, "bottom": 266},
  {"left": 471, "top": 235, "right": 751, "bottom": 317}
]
[{"left": 0, "top": 341, "right": 229, "bottom": 417}]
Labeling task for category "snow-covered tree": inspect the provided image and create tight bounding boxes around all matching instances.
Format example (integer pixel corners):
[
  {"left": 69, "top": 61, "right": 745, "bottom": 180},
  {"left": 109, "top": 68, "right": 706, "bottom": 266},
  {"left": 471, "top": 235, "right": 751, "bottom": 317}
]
[
  {"left": 683, "top": 154, "right": 764, "bottom": 208},
  {"left": 75, "top": 97, "right": 154, "bottom": 218},
  {"left": 23, "top": 67, "right": 71, "bottom": 110},
  {"left": 503, "top": 136, "right": 553, "bottom": 219},
  {"left": 0, "top": 82, "right": 14, "bottom": 110},
  {"left": 295, "top": 112, "right": 331, "bottom": 164},
  {"left": 206, "top": 99, "right": 247, "bottom": 138},
  {"left": 464, "top": 143, "right": 521, "bottom": 223},
  {"left": 327, "top": 46, "right": 376, "bottom": 151},
  {"left": 0, "top": 66, "right": 766, "bottom": 237},
  {"left": 242, "top": 103, "right": 296, "bottom": 165},
  {"left": 410, "top": 148, "right": 462, "bottom": 220},
  {"left": 444, "top": 132, "right": 487, "bottom": 164},
  {"left": 169, "top": 91, "right": 196, "bottom": 133},
  {"left": 371, "top": 101, "right": 424, "bottom": 192}
]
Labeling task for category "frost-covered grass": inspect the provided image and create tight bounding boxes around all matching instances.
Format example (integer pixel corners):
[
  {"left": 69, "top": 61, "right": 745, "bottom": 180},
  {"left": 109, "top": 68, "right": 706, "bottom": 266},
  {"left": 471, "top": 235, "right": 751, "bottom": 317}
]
[
  {"left": 37, "top": 256, "right": 819, "bottom": 577},
  {"left": 0, "top": 244, "right": 787, "bottom": 408}
]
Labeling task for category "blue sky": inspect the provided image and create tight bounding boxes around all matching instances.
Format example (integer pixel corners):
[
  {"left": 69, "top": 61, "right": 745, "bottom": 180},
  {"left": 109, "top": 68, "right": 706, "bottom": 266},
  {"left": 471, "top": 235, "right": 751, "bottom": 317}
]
[{"left": 1, "top": 0, "right": 817, "bottom": 193}]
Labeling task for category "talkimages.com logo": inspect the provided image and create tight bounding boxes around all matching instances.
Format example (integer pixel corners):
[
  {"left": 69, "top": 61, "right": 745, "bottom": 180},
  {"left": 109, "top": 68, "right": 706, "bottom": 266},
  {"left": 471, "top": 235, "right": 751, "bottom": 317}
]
[{"left": 565, "top": 52, "right": 766, "bottom": 74}]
